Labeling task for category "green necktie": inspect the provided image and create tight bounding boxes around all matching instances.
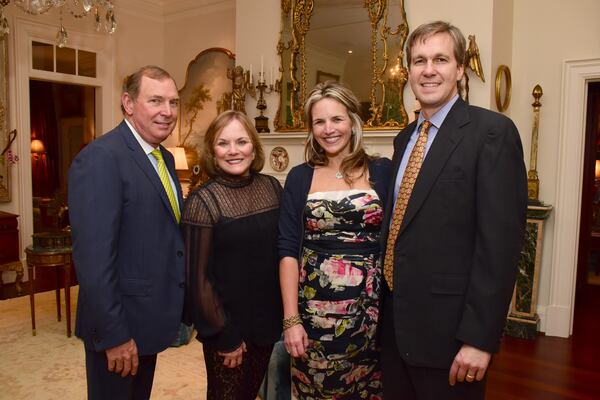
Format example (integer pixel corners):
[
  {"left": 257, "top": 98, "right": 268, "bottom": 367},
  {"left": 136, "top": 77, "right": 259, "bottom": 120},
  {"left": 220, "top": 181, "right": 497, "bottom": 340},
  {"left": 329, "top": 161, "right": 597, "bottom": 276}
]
[{"left": 150, "top": 148, "right": 181, "bottom": 222}]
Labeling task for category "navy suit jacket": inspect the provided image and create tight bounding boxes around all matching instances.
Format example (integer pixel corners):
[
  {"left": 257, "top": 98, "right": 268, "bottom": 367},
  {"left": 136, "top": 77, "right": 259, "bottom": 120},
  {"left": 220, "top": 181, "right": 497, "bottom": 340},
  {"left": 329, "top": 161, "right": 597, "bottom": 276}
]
[
  {"left": 68, "top": 120, "right": 185, "bottom": 356},
  {"left": 381, "top": 98, "right": 528, "bottom": 369}
]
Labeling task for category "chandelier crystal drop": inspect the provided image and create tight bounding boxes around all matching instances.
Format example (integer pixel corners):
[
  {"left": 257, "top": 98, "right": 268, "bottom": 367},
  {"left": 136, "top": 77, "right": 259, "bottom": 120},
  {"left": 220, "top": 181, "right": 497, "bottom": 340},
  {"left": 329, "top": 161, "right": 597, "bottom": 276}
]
[{"left": 8, "top": 0, "right": 116, "bottom": 45}]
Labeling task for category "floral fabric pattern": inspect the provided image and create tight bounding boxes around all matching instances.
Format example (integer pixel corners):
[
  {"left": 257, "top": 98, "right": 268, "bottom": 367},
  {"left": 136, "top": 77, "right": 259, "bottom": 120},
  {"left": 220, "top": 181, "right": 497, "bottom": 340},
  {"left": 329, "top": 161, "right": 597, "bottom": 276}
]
[{"left": 292, "top": 190, "right": 383, "bottom": 399}]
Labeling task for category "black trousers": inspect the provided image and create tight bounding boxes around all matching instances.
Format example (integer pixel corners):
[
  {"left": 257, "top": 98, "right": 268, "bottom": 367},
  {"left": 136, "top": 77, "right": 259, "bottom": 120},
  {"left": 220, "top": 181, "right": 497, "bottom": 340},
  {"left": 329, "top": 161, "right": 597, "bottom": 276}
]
[
  {"left": 84, "top": 347, "right": 157, "bottom": 400},
  {"left": 380, "top": 289, "right": 487, "bottom": 400}
]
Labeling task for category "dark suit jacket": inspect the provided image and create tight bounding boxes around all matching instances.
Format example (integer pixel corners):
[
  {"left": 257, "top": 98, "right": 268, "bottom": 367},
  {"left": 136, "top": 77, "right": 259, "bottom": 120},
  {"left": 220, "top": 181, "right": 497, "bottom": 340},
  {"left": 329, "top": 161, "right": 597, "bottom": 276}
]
[
  {"left": 68, "top": 120, "right": 185, "bottom": 356},
  {"left": 382, "top": 98, "right": 527, "bottom": 369}
]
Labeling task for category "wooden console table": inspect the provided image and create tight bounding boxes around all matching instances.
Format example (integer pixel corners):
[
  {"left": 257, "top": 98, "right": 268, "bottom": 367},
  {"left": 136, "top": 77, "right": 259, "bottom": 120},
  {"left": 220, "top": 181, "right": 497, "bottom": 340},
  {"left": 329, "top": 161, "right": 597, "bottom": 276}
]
[
  {"left": 0, "top": 211, "right": 24, "bottom": 297},
  {"left": 26, "top": 241, "right": 73, "bottom": 337}
]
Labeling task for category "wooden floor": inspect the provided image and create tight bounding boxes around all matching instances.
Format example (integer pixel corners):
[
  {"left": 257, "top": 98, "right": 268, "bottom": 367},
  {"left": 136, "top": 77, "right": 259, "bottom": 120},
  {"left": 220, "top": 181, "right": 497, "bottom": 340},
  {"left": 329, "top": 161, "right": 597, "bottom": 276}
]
[
  {"left": 2, "top": 281, "right": 599, "bottom": 398},
  {"left": 487, "top": 284, "right": 600, "bottom": 399}
]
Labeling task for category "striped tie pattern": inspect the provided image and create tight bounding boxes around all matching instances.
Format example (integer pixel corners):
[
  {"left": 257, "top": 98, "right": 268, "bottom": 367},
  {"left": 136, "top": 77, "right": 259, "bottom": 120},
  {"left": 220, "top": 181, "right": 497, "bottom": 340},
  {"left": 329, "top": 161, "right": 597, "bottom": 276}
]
[
  {"left": 383, "top": 121, "right": 432, "bottom": 291},
  {"left": 151, "top": 148, "right": 181, "bottom": 222}
]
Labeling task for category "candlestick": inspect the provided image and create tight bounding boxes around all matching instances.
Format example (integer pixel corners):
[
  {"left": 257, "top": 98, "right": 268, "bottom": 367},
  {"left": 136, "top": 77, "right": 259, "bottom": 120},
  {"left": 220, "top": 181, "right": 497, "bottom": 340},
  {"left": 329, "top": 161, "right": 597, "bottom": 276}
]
[{"left": 254, "top": 78, "right": 275, "bottom": 133}]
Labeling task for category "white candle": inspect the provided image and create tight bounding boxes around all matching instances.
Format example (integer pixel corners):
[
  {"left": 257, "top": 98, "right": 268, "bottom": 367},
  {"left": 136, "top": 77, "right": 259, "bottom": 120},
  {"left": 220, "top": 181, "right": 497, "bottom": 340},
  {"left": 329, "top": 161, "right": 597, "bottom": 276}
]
[
  {"left": 270, "top": 67, "right": 273, "bottom": 86},
  {"left": 261, "top": 56, "right": 264, "bottom": 81},
  {"left": 249, "top": 64, "right": 253, "bottom": 84}
]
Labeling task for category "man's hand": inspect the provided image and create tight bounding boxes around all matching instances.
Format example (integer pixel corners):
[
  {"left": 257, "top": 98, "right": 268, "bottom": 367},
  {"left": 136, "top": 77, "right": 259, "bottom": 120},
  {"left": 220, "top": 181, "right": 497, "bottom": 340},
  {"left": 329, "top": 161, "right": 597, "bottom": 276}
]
[
  {"left": 106, "top": 338, "right": 139, "bottom": 377},
  {"left": 218, "top": 342, "right": 247, "bottom": 368},
  {"left": 449, "top": 344, "right": 491, "bottom": 385}
]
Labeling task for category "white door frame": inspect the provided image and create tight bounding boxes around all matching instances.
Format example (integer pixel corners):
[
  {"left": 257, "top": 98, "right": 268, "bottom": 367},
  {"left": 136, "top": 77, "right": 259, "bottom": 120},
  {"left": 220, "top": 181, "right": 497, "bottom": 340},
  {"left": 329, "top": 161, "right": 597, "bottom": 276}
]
[
  {"left": 13, "top": 18, "right": 115, "bottom": 259},
  {"left": 545, "top": 58, "right": 600, "bottom": 337}
]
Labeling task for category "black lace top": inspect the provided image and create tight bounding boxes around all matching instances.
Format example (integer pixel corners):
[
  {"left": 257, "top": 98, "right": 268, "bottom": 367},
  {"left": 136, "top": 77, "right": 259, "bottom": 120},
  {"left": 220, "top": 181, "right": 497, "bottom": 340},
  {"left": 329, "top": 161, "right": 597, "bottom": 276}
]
[{"left": 181, "top": 173, "right": 283, "bottom": 352}]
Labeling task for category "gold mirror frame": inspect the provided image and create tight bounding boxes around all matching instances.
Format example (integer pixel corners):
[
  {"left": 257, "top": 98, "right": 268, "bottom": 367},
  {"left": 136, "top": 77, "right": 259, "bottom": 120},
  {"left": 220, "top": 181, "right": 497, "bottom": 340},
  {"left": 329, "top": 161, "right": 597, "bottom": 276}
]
[
  {"left": 275, "top": 0, "right": 409, "bottom": 132},
  {"left": 495, "top": 65, "right": 512, "bottom": 113}
]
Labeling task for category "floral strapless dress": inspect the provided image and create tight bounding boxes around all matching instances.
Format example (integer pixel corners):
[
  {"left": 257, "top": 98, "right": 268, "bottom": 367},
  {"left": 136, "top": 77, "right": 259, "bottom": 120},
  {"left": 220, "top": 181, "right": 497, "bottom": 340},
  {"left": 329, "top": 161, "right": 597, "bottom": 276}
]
[{"left": 292, "top": 189, "right": 383, "bottom": 400}]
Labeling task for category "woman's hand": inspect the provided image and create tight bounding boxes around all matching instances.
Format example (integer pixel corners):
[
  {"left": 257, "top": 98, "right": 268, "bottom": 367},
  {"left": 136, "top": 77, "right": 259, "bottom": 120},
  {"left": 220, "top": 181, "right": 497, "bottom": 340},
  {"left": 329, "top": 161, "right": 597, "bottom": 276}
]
[
  {"left": 217, "top": 341, "right": 247, "bottom": 368},
  {"left": 284, "top": 324, "right": 309, "bottom": 358}
]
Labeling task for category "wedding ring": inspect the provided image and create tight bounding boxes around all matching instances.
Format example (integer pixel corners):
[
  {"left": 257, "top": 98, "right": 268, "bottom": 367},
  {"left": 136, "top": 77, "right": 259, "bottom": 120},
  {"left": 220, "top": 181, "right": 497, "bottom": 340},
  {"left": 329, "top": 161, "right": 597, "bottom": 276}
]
[{"left": 466, "top": 374, "right": 475, "bottom": 381}]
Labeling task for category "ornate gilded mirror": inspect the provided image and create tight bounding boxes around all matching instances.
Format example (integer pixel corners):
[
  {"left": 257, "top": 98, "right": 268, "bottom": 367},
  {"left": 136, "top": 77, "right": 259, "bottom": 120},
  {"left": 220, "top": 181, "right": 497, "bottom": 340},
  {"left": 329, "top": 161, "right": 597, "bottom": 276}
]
[{"left": 275, "top": 0, "right": 409, "bottom": 131}]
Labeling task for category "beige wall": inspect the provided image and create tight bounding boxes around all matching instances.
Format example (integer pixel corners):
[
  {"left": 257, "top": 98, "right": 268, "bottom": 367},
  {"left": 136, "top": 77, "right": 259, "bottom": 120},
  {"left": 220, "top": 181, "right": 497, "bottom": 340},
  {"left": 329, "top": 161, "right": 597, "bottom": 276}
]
[
  {"left": 163, "top": 2, "right": 235, "bottom": 88},
  {"left": 510, "top": 0, "right": 600, "bottom": 332}
]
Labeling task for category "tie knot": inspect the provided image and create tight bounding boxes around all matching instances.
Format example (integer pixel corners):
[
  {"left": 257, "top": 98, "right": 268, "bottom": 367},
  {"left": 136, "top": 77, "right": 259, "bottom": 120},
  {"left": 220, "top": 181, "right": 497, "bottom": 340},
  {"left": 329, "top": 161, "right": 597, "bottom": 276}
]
[
  {"left": 420, "top": 120, "right": 432, "bottom": 134},
  {"left": 151, "top": 148, "right": 163, "bottom": 161}
]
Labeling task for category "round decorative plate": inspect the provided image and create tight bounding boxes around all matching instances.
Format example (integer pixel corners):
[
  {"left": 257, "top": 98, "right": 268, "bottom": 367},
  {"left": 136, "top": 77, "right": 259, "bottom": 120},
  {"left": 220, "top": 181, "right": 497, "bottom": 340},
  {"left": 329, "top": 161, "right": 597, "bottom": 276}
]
[{"left": 269, "top": 146, "right": 289, "bottom": 172}]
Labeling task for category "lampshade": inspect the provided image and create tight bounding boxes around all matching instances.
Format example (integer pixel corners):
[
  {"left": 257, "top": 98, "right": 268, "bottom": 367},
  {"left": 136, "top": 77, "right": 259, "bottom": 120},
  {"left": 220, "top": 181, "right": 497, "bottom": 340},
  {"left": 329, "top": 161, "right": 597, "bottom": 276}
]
[
  {"left": 31, "top": 139, "right": 46, "bottom": 153},
  {"left": 167, "top": 147, "right": 189, "bottom": 171},
  {"left": 595, "top": 159, "right": 600, "bottom": 180}
]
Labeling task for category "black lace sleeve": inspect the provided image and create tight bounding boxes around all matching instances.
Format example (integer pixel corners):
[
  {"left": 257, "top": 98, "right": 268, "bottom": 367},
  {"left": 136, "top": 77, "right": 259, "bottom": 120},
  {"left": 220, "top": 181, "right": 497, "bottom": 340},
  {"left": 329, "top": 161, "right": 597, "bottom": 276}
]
[{"left": 181, "top": 190, "right": 243, "bottom": 352}]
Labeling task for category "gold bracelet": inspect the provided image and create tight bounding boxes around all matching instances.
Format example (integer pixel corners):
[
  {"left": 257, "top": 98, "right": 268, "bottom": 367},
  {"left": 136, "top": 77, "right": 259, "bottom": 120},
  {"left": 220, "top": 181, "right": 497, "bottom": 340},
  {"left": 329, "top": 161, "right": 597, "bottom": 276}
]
[{"left": 282, "top": 314, "right": 302, "bottom": 330}]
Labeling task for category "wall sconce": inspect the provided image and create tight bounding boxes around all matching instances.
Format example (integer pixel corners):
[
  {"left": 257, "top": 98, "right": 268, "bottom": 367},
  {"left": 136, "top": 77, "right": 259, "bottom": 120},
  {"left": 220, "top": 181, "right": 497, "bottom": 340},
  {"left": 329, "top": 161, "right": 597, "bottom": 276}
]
[
  {"left": 595, "top": 159, "right": 600, "bottom": 181},
  {"left": 31, "top": 139, "right": 46, "bottom": 159}
]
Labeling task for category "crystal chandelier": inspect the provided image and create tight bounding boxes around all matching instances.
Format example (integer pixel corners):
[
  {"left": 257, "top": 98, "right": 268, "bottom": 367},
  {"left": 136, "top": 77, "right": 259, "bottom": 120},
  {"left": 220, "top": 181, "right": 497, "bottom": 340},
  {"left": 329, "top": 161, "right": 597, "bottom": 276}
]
[{"left": 0, "top": 1, "right": 116, "bottom": 46}]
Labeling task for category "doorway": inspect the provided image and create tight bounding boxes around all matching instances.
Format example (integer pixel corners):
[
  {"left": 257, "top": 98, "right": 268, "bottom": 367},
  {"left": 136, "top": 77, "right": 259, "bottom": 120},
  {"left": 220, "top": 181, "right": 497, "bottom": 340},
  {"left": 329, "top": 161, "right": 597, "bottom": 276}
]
[
  {"left": 574, "top": 80, "right": 600, "bottom": 338},
  {"left": 29, "top": 79, "right": 95, "bottom": 292}
]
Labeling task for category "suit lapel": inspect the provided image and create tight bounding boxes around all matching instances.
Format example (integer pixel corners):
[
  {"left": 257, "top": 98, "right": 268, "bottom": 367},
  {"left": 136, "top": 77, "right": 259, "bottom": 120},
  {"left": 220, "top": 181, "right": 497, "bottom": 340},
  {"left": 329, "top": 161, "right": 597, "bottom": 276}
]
[
  {"left": 119, "top": 121, "right": 180, "bottom": 223},
  {"left": 398, "top": 99, "right": 470, "bottom": 235}
]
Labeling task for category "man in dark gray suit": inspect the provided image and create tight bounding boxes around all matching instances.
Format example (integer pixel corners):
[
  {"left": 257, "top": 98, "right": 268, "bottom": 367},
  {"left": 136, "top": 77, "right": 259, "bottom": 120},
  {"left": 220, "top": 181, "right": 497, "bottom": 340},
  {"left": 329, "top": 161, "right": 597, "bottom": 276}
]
[
  {"left": 68, "top": 65, "right": 185, "bottom": 400},
  {"left": 380, "top": 21, "right": 527, "bottom": 399}
]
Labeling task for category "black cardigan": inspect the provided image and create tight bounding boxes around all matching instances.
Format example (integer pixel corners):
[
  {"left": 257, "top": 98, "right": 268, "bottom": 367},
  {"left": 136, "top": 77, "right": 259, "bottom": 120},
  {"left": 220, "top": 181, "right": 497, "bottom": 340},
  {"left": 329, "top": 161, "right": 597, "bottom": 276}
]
[{"left": 278, "top": 157, "right": 392, "bottom": 260}]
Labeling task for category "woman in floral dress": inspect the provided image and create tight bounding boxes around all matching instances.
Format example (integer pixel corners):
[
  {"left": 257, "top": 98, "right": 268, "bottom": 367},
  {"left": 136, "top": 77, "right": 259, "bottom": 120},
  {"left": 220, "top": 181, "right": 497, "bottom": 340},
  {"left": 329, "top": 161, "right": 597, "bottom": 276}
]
[{"left": 279, "top": 81, "right": 391, "bottom": 399}]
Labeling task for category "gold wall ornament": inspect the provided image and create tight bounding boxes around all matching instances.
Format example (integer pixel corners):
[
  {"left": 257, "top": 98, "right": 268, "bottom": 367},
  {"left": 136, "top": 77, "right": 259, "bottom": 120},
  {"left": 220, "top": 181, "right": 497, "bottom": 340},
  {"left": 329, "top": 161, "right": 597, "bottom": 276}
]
[
  {"left": 218, "top": 65, "right": 256, "bottom": 115},
  {"left": 495, "top": 64, "right": 512, "bottom": 112},
  {"left": 527, "top": 84, "right": 543, "bottom": 204},
  {"left": 460, "top": 34, "right": 485, "bottom": 103},
  {"left": 275, "top": 0, "right": 408, "bottom": 131}
]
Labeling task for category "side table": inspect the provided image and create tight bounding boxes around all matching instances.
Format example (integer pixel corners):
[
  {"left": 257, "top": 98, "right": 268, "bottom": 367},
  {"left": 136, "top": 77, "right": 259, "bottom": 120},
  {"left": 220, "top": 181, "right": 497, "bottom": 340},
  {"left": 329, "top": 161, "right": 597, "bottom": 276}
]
[{"left": 25, "top": 245, "right": 73, "bottom": 337}]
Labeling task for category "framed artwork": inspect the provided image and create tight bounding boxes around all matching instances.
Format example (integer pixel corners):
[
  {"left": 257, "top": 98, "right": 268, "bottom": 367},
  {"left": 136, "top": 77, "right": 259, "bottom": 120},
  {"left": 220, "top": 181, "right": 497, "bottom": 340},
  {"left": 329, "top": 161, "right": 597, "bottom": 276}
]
[
  {"left": 178, "top": 48, "right": 235, "bottom": 190},
  {"left": 0, "top": 35, "right": 10, "bottom": 202},
  {"left": 316, "top": 70, "right": 340, "bottom": 84},
  {"left": 178, "top": 48, "right": 235, "bottom": 151}
]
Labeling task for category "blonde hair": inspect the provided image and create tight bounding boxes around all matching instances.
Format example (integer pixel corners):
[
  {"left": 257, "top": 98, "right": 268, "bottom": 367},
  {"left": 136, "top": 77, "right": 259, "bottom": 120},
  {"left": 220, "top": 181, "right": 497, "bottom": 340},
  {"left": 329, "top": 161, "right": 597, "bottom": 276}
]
[
  {"left": 200, "top": 110, "right": 265, "bottom": 177},
  {"left": 303, "top": 81, "right": 371, "bottom": 184}
]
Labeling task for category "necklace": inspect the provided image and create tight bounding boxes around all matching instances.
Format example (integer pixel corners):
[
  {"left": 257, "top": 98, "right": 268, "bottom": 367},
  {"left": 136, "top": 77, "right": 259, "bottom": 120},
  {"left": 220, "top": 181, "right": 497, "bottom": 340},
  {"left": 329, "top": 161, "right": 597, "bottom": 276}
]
[{"left": 335, "top": 171, "right": 344, "bottom": 179}]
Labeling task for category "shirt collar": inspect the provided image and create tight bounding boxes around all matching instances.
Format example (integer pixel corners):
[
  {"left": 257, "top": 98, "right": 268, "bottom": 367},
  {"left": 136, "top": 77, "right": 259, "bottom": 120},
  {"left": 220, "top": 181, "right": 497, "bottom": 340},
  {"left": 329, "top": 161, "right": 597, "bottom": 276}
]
[
  {"left": 124, "top": 118, "right": 156, "bottom": 155},
  {"left": 416, "top": 94, "right": 460, "bottom": 130}
]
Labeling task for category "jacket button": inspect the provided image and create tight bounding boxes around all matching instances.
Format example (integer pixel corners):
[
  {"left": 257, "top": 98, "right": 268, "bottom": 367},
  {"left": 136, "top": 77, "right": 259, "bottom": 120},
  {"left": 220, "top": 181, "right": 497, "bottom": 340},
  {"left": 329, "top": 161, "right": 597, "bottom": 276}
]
[{"left": 177, "top": 250, "right": 183, "bottom": 257}]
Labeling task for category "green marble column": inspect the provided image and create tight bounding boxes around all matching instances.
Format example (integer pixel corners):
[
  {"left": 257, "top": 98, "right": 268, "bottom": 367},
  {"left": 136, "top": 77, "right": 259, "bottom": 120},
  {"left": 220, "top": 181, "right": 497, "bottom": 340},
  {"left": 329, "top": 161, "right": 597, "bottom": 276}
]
[{"left": 505, "top": 204, "right": 553, "bottom": 339}]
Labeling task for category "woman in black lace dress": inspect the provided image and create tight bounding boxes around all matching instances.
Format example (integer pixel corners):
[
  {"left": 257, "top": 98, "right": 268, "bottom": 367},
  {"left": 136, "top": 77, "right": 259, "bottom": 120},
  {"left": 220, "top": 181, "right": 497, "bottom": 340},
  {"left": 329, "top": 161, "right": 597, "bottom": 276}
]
[{"left": 182, "top": 111, "right": 283, "bottom": 400}]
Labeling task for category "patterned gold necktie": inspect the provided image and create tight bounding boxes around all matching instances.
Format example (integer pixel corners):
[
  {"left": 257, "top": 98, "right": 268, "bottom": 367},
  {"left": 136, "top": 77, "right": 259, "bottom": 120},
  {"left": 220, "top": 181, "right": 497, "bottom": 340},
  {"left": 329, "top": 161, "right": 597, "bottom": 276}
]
[
  {"left": 151, "top": 148, "right": 181, "bottom": 222},
  {"left": 383, "top": 120, "right": 432, "bottom": 291}
]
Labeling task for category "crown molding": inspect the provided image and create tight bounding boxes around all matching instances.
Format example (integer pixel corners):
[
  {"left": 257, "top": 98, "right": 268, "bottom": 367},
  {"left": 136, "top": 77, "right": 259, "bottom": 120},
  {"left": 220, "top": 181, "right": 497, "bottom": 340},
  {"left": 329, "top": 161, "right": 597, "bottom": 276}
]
[
  {"left": 163, "top": 0, "right": 234, "bottom": 22},
  {"left": 114, "top": 0, "right": 233, "bottom": 22},
  {"left": 115, "top": 0, "right": 164, "bottom": 21}
]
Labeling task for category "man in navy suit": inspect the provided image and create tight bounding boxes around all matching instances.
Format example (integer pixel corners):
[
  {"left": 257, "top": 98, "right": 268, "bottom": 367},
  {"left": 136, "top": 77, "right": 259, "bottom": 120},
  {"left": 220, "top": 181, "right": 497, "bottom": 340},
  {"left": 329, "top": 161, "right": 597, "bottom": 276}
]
[
  {"left": 380, "top": 21, "right": 527, "bottom": 399},
  {"left": 68, "top": 65, "right": 185, "bottom": 399}
]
